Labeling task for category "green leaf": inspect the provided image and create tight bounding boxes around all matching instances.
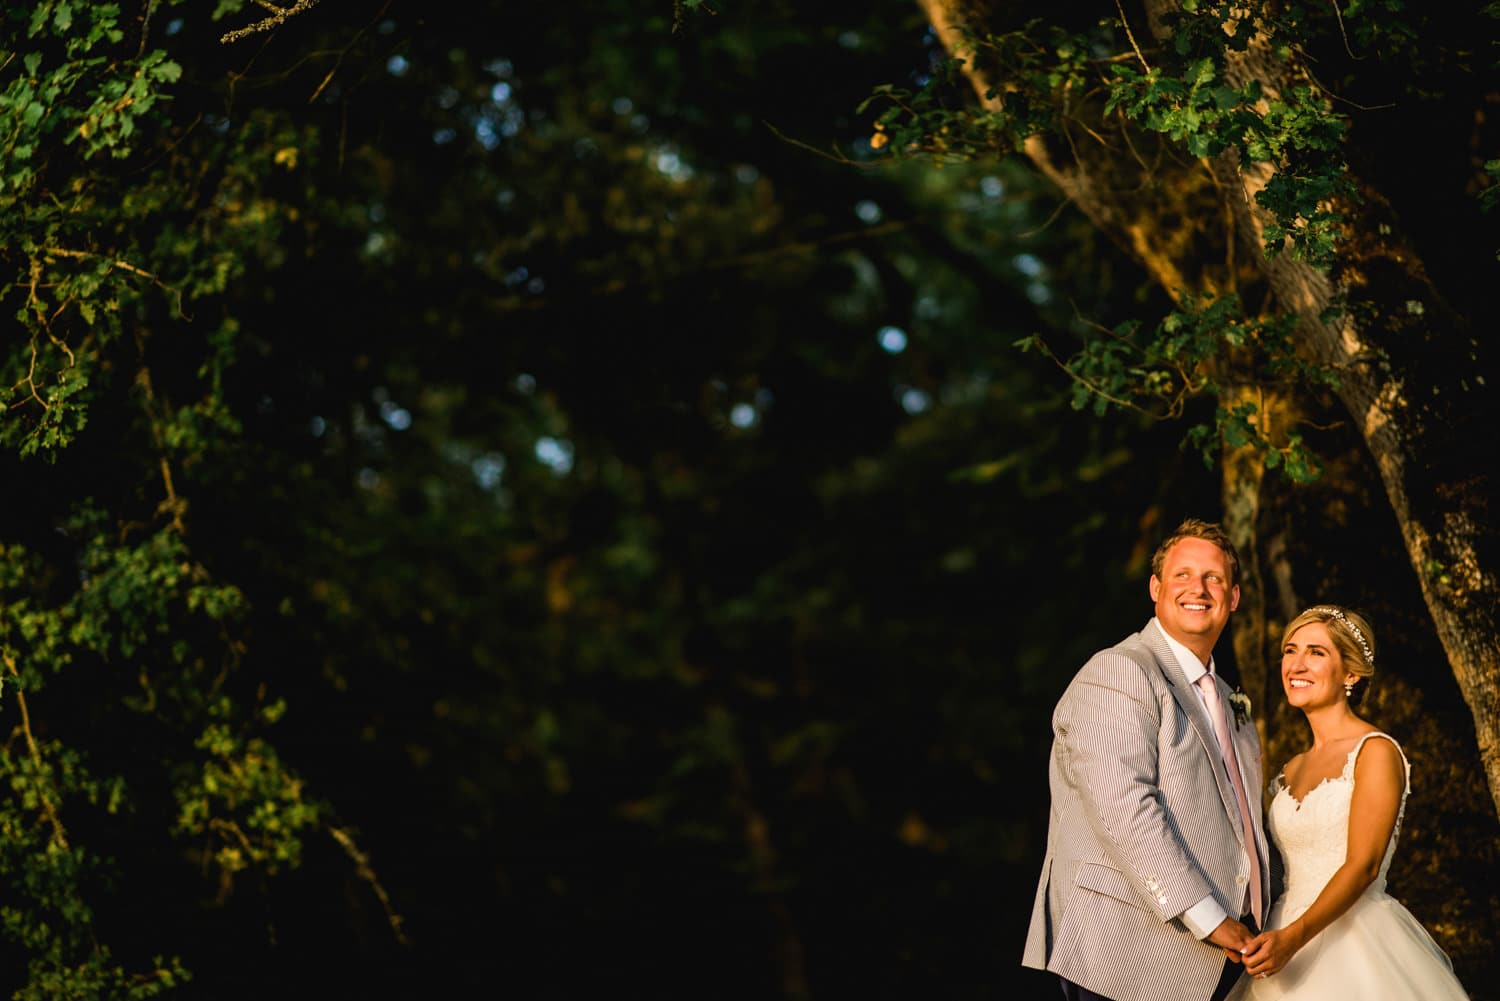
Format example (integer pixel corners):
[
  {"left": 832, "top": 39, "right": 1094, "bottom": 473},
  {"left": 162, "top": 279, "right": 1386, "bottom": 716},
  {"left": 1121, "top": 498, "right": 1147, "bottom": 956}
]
[
  {"left": 151, "top": 58, "right": 182, "bottom": 84},
  {"left": 1209, "top": 86, "right": 1240, "bottom": 110}
]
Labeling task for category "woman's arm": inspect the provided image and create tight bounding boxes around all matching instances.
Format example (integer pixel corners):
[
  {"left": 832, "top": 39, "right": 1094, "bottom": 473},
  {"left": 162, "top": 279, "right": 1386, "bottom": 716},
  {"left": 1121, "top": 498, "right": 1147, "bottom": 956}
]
[{"left": 1240, "top": 736, "right": 1405, "bottom": 978}]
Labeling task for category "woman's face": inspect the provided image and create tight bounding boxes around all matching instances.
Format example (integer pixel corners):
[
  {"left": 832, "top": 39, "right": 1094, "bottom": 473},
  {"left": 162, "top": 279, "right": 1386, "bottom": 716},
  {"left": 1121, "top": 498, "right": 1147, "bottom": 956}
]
[{"left": 1281, "top": 621, "right": 1357, "bottom": 710}]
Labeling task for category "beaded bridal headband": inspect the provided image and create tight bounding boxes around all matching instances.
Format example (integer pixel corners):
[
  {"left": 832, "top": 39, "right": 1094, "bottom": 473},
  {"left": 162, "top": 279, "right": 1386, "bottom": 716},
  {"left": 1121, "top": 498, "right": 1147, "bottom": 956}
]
[{"left": 1309, "top": 605, "right": 1374, "bottom": 664}]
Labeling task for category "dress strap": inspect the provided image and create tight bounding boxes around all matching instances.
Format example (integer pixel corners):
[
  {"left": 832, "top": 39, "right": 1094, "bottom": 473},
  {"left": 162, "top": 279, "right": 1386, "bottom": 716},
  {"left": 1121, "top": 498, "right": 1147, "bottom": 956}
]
[
  {"left": 1343, "top": 731, "right": 1413, "bottom": 843},
  {"left": 1341, "top": 731, "right": 1410, "bottom": 791}
]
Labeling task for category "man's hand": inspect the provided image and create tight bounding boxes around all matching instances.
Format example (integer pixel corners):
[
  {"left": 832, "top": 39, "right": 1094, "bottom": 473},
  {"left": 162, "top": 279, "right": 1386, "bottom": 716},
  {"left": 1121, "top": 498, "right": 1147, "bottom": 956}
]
[{"left": 1207, "top": 917, "right": 1253, "bottom": 962}]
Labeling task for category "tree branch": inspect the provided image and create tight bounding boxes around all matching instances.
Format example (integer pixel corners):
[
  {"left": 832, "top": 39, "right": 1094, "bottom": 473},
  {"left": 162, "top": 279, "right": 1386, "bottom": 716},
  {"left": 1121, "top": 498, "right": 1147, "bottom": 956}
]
[
  {"left": 1, "top": 652, "right": 70, "bottom": 849},
  {"left": 328, "top": 824, "right": 411, "bottom": 946},
  {"left": 221, "top": 0, "right": 320, "bottom": 44}
]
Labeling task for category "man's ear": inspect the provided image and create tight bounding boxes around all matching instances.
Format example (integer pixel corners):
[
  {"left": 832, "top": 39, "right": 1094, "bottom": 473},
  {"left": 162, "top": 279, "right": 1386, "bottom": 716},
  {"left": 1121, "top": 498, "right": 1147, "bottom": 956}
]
[
  {"left": 1229, "top": 584, "right": 1241, "bottom": 612},
  {"left": 1149, "top": 576, "right": 1161, "bottom": 602}
]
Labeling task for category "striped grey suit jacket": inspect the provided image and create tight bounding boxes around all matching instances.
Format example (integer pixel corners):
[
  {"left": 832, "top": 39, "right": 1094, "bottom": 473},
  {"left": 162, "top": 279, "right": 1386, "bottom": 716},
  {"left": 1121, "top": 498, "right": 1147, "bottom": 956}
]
[{"left": 1021, "top": 620, "right": 1270, "bottom": 1001}]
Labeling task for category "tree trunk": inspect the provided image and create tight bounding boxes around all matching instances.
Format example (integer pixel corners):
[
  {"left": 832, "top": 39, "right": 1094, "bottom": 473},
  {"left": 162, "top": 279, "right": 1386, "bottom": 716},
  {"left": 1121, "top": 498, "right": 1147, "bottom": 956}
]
[
  {"left": 1219, "top": 386, "right": 1271, "bottom": 752},
  {"left": 916, "top": 0, "right": 1500, "bottom": 819},
  {"left": 1195, "top": 7, "right": 1500, "bottom": 824}
]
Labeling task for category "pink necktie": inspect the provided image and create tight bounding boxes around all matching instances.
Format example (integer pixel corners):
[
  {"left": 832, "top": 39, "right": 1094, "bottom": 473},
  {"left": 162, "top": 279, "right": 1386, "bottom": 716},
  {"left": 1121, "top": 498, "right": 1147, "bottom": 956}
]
[{"left": 1197, "top": 671, "right": 1263, "bottom": 925}]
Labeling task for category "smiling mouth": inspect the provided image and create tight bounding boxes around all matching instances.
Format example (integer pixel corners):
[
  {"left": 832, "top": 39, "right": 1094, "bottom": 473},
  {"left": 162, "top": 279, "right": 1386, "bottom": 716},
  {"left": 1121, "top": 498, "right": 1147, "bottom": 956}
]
[
  {"left": 1182, "top": 603, "right": 1211, "bottom": 611},
  {"left": 1288, "top": 679, "right": 1312, "bottom": 689}
]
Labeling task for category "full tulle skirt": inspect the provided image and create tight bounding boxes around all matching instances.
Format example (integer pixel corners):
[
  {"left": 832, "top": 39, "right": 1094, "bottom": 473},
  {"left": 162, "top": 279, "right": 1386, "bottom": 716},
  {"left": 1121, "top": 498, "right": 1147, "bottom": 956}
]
[{"left": 1227, "top": 890, "right": 1470, "bottom": 1000}]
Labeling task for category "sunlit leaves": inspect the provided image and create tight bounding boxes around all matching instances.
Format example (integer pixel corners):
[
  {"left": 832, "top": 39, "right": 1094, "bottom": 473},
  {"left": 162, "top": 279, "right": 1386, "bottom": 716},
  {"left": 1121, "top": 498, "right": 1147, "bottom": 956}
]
[
  {"left": 1106, "top": 53, "right": 1352, "bottom": 265},
  {"left": 0, "top": 544, "right": 76, "bottom": 684},
  {"left": 0, "top": 0, "right": 331, "bottom": 977},
  {"left": 70, "top": 50, "right": 183, "bottom": 160},
  {"left": 174, "top": 720, "right": 321, "bottom": 881},
  {"left": 1104, "top": 61, "right": 1264, "bottom": 160},
  {"left": 1016, "top": 292, "right": 1329, "bottom": 480},
  {"left": 859, "top": 20, "right": 1092, "bottom": 160}
]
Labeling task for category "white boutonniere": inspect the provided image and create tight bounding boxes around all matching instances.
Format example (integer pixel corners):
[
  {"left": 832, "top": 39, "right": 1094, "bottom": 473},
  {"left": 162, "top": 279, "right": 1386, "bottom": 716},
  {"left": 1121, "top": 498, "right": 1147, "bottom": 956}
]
[{"left": 1228, "top": 688, "right": 1252, "bottom": 729}]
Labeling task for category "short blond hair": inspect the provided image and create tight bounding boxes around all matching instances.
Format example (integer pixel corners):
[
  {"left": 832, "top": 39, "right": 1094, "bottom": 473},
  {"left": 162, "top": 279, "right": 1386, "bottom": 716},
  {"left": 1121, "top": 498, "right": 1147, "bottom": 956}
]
[{"left": 1150, "top": 518, "right": 1240, "bottom": 586}]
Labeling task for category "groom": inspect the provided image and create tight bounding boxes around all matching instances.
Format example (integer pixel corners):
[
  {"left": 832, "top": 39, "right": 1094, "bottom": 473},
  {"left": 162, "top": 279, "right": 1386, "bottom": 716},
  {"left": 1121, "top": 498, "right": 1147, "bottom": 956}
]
[{"left": 1022, "top": 518, "right": 1270, "bottom": 1001}]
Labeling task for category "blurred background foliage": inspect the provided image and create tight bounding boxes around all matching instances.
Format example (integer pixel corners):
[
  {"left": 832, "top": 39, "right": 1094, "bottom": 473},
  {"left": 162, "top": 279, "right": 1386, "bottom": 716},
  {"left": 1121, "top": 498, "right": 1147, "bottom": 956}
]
[{"left": 0, "top": 0, "right": 1494, "bottom": 997}]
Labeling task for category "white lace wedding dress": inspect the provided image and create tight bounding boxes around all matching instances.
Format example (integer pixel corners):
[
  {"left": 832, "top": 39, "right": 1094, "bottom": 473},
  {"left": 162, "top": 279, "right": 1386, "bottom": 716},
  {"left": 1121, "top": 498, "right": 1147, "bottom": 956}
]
[{"left": 1228, "top": 732, "right": 1470, "bottom": 1000}]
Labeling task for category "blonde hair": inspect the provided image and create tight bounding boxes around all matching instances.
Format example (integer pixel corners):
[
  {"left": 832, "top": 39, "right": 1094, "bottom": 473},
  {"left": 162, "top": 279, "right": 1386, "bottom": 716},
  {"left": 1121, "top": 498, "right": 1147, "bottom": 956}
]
[
  {"left": 1150, "top": 518, "right": 1241, "bottom": 586},
  {"left": 1282, "top": 605, "right": 1376, "bottom": 686}
]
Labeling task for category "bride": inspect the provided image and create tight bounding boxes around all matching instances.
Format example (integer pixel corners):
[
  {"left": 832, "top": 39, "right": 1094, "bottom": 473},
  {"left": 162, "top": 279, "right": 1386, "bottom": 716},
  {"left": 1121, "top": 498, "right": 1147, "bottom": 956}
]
[{"left": 1228, "top": 605, "right": 1470, "bottom": 1000}]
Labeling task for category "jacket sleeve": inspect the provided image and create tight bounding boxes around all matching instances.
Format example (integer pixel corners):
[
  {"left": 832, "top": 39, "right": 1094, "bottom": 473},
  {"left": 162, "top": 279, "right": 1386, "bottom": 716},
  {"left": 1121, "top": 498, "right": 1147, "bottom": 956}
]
[{"left": 1054, "top": 648, "right": 1219, "bottom": 923}]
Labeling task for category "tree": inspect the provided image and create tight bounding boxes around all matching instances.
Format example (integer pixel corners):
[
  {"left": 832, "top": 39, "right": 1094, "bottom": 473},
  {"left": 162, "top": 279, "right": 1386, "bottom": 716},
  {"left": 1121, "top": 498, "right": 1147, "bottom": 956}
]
[{"left": 886, "top": 0, "right": 1500, "bottom": 817}]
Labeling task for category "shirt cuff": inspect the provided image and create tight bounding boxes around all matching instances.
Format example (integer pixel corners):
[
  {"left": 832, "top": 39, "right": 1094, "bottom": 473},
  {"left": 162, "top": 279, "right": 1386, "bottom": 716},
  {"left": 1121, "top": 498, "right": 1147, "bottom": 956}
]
[{"left": 1181, "top": 895, "right": 1230, "bottom": 940}]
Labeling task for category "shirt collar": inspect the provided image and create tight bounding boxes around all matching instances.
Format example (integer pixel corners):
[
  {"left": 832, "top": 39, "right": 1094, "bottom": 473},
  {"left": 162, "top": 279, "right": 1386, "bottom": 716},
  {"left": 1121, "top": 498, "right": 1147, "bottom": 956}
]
[{"left": 1151, "top": 617, "right": 1216, "bottom": 686}]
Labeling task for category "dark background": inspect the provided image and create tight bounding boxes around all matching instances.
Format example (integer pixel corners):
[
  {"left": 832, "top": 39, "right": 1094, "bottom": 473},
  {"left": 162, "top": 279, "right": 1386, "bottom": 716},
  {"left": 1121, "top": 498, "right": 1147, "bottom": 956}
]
[{"left": 2, "top": 1, "right": 1496, "bottom": 998}]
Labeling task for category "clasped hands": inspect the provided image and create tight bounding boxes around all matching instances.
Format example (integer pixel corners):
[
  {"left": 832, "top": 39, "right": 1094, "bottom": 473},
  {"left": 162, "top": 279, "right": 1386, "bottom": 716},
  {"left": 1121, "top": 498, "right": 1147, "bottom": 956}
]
[{"left": 1210, "top": 917, "right": 1305, "bottom": 980}]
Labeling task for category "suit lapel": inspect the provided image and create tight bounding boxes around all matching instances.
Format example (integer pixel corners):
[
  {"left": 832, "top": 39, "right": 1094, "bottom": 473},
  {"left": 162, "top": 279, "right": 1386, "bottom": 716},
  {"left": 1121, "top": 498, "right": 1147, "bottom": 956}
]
[
  {"left": 1224, "top": 687, "right": 1259, "bottom": 795},
  {"left": 1137, "top": 624, "right": 1243, "bottom": 833},
  {"left": 1227, "top": 688, "right": 1266, "bottom": 851}
]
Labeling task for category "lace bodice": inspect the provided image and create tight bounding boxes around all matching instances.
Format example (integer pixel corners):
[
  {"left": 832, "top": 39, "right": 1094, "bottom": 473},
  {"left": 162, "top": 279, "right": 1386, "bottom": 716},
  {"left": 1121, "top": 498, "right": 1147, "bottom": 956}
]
[{"left": 1267, "top": 732, "right": 1411, "bottom": 919}]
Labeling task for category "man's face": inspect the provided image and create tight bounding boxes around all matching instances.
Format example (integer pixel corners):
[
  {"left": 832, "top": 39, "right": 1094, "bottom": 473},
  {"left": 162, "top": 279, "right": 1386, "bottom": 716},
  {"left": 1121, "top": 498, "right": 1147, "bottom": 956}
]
[{"left": 1149, "top": 537, "right": 1239, "bottom": 656}]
